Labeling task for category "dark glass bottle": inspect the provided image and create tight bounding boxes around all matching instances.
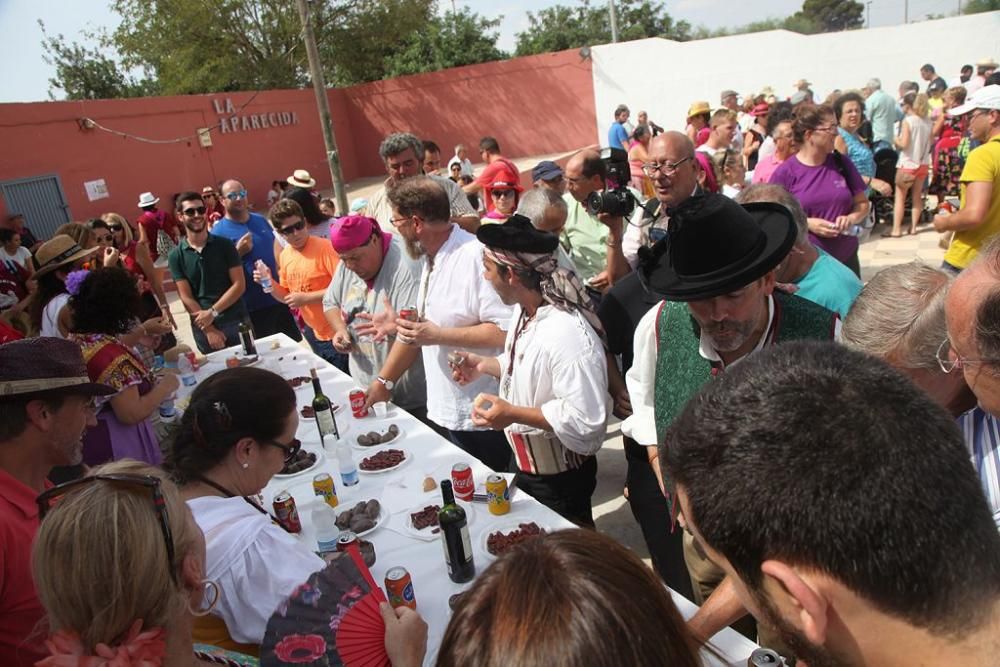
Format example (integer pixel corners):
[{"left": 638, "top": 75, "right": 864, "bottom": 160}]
[
  {"left": 237, "top": 320, "right": 257, "bottom": 357},
  {"left": 310, "top": 368, "right": 340, "bottom": 443},
  {"left": 439, "top": 480, "right": 475, "bottom": 583}
]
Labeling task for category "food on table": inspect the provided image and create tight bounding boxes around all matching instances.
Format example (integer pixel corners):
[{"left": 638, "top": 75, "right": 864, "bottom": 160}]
[
  {"left": 279, "top": 450, "right": 317, "bottom": 475},
  {"left": 286, "top": 375, "right": 310, "bottom": 388},
  {"left": 359, "top": 449, "right": 405, "bottom": 471},
  {"left": 334, "top": 499, "right": 382, "bottom": 534},
  {"left": 486, "top": 522, "right": 546, "bottom": 556},
  {"left": 300, "top": 405, "right": 315, "bottom": 418},
  {"left": 226, "top": 356, "right": 240, "bottom": 369},
  {"left": 409, "top": 505, "right": 441, "bottom": 531},
  {"left": 422, "top": 476, "right": 437, "bottom": 492},
  {"left": 355, "top": 423, "right": 400, "bottom": 446},
  {"left": 270, "top": 340, "right": 281, "bottom": 350}
]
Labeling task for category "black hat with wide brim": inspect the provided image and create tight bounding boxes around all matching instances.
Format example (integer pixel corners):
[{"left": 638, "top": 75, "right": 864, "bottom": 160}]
[
  {"left": 638, "top": 194, "right": 797, "bottom": 301},
  {"left": 476, "top": 213, "right": 560, "bottom": 253}
]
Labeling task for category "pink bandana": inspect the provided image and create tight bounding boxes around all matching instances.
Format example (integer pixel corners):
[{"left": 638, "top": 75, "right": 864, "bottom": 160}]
[{"left": 330, "top": 216, "right": 391, "bottom": 258}]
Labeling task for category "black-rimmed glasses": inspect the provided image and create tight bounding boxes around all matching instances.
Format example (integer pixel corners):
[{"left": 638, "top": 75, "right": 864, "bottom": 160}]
[
  {"left": 264, "top": 437, "right": 302, "bottom": 464},
  {"left": 37, "top": 474, "right": 177, "bottom": 584},
  {"left": 642, "top": 156, "right": 692, "bottom": 178},
  {"left": 277, "top": 220, "right": 307, "bottom": 236}
]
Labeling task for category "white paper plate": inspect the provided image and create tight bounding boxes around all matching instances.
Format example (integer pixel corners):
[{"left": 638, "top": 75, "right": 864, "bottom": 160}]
[
  {"left": 357, "top": 449, "right": 409, "bottom": 475},
  {"left": 351, "top": 426, "right": 404, "bottom": 451},
  {"left": 273, "top": 449, "right": 325, "bottom": 479},
  {"left": 402, "top": 500, "right": 475, "bottom": 539},
  {"left": 333, "top": 501, "right": 388, "bottom": 538},
  {"left": 479, "top": 521, "right": 549, "bottom": 561}
]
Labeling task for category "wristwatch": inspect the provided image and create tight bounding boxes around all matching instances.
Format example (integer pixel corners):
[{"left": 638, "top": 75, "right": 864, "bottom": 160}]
[
  {"left": 376, "top": 376, "right": 395, "bottom": 391},
  {"left": 209, "top": 307, "right": 220, "bottom": 319}
]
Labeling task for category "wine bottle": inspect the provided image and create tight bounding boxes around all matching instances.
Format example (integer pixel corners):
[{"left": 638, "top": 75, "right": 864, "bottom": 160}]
[
  {"left": 439, "top": 480, "right": 475, "bottom": 583},
  {"left": 310, "top": 368, "right": 339, "bottom": 444},
  {"left": 238, "top": 320, "right": 257, "bottom": 357}
]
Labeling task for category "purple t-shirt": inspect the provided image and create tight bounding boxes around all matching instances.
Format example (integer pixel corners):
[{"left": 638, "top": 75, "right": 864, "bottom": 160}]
[{"left": 770, "top": 153, "right": 865, "bottom": 263}]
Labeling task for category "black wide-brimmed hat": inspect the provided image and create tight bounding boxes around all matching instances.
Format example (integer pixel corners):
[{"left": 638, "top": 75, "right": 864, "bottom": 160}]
[
  {"left": 638, "top": 194, "right": 796, "bottom": 301},
  {"left": 0, "top": 337, "right": 115, "bottom": 398},
  {"left": 476, "top": 214, "right": 559, "bottom": 253}
]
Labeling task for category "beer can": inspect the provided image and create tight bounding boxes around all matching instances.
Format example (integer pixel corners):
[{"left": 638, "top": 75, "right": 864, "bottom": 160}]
[
  {"left": 349, "top": 389, "right": 369, "bottom": 418},
  {"left": 312, "top": 473, "right": 339, "bottom": 508},
  {"left": 485, "top": 474, "right": 510, "bottom": 515},
  {"left": 399, "top": 306, "right": 419, "bottom": 322},
  {"left": 451, "top": 463, "right": 474, "bottom": 502},
  {"left": 747, "top": 648, "right": 785, "bottom": 666},
  {"left": 336, "top": 531, "right": 358, "bottom": 552},
  {"left": 273, "top": 492, "right": 302, "bottom": 533},
  {"left": 385, "top": 567, "right": 417, "bottom": 610}
]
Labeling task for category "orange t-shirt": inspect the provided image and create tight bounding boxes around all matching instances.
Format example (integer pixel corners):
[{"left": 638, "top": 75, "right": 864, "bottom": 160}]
[{"left": 278, "top": 236, "right": 339, "bottom": 341}]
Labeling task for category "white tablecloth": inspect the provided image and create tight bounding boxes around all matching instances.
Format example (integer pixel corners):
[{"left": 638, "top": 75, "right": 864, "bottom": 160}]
[{"left": 181, "top": 334, "right": 758, "bottom": 666}]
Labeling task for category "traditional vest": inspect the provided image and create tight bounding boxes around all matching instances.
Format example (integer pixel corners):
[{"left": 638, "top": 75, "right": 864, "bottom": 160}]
[{"left": 653, "top": 291, "right": 838, "bottom": 465}]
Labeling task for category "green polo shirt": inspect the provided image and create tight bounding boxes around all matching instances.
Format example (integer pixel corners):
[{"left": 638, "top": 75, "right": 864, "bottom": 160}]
[{"left": 167, "top": 234, "right": 247, "bottom": 326}]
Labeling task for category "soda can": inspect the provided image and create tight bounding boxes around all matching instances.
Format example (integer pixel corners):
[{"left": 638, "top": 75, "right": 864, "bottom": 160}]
[
  {"left": 385, "top": 566, "right": 417, "bottom": 610},
  {"left": 273, "top": 492, "right": 302, "bottom": 533},
  {"left": 451, "top": 463, "right": 474, "bottom": 502},
  {"left": 185, "top": 351, "right": 199, "bottom": 371},
  {"left": 399, "top": 306, "right": 419, "bottom": 322},
  {"left": 485, "top": 474, "right": 510, "bottom": 515},
  {"left": 312, "top": 473, "right": 339, "bottom": 508},
  {"left": 336, "top": 531, "right": 358, "bottom": 552},
  {"left": 349, "top": 389, "right": 369, "bottom": 418},
  {"left": 747, "top": 648, "right": 785, "bottom": 666}
]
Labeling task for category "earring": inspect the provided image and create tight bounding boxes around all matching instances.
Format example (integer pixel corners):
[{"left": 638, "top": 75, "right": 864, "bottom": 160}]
[
  {"left": 242, "top": 462, "right": 249, "bottom": 469},
  {"left": 189, "top": 579, "right": 220, "bottom": 617}
]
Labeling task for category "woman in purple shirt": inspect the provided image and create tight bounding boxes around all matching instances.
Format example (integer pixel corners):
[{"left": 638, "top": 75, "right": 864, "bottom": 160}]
[{"left": 770, "top": 104, "right": 870, "bottom": 276}]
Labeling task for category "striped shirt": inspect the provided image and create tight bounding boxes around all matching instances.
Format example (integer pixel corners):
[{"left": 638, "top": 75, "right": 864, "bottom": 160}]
[{"left": 958, "top": 407, "right": 1000, "bottom": 529}]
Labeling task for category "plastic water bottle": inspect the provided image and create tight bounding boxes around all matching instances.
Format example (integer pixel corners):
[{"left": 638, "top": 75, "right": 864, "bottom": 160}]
[
  {"left": 178, "top": 354, "right": 197, "bottom": 387},
  {"left": 844, "top": 224, "right": 864, "bottom": 237},
  {"left": 255, "top": 259, "right": 273, "bottom": 293},
  {"left": 336, "top": 438, "right": 359, "bottom": 487},
  {"left": 312, "top": 504, "right": 340, "bottom": 554},
  {"left": 159, "top": 393, "right": 177, "bottom": 420}
]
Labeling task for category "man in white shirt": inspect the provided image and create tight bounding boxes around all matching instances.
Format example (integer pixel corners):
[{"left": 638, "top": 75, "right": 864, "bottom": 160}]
[
  {"left": 364, "top": 176, "right": 513, "bottom": 471},
  {"left": 451, "top": 214, "right": 608, "bottom": 526},
  {"left": 447, "top": 144, "right": 475, "bottom": 179},
  {"left": 365, "top": 133, "right": 479, "bottom": 233}
]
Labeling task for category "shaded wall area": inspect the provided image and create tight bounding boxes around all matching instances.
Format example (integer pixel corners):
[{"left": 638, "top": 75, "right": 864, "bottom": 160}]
[{"left": 0, "top": 49, "right": 595, "bottom": 225}]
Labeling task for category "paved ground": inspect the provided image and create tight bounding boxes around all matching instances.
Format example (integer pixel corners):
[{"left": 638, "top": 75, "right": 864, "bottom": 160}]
[{"left": 167, "top": 176, "right": 947, "bottom": 565}]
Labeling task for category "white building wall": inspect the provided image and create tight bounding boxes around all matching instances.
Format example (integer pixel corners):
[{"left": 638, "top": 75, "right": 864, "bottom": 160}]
[{"left": 592, "top": 12, "right": 1000, "bottom": 146}]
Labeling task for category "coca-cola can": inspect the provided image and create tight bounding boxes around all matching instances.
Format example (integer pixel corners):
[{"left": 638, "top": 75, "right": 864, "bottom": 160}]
[
  {"left": 185, "top": 350, "right": 199, "bottom": 371},
  {"left": 336, "top": 531, "right": 359, "bottom": 552},
  {"left": 451, "top": 463, "right": 474, "bottom": 502},
  {"left": 273, "top": 492, "right": 301, "bottom": 533},
  {"left": 349, "top": 389, "right": 369, "bottom": 418},
  {"left": 399, "top": 306, "right": 418, "bottom": 322}
]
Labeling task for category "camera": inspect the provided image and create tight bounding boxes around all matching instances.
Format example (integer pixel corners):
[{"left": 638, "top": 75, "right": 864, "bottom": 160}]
[{"left": 586, "top": 147, "right": 636, "bottom": 218}]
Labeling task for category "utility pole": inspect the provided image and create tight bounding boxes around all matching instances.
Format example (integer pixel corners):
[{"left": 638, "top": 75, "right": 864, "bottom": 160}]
[
  {"left": 294, "top": 0, "right": 349, "bottom": 215},
  {"left": 904, "top": 0, "right": 909, "bottom": 23},
  {"left": 866, "top": 1, "right": 872, "bottom": 28},
  {"left": 609, "top": 0, "right": 619, "bottom": 43}
]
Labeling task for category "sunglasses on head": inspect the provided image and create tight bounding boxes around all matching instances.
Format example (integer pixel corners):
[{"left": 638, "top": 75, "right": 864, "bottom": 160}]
[
  {"left": 225, "top": 190, "right": 248, "bottom": 201},
  {"left": 182, "top": 206, "right": 207, "bottom": 217},
  {"left": 277, "top": 220, "right": 307, "bottom": 235},
  {"left": 37, "top": 473, "right": 177, "bottom": 584}
]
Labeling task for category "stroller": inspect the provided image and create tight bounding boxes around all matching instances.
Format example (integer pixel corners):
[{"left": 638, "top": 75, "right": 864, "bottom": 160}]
[{"left": 871, "top": 147, "right": 897, "bottom": 229}]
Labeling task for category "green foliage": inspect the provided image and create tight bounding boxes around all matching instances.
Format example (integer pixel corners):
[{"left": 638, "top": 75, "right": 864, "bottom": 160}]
[
  {"left": 792, "top": 0, "right": 863, "bottom": 33},
  {"left": 385, "top": 9, "right": 507, "bottom": 78},
  {"left": 963, "top": 0, "right": 1000, "bottom": 13},
  {"left": 38, "top": 20, "right": 152, "bottom": 100}
]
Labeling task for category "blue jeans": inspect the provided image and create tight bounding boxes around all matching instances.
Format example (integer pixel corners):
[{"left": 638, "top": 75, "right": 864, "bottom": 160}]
[
  {"left": 190, "top": 317, "right": 241, "bottom": 354},
  {"left": 303, "top": 324, "right": 349, "bottom": 375}
]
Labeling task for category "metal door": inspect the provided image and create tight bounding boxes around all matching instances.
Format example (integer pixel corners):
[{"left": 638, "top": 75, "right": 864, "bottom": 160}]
[{"left": 0, "top": 174, "right": 71, "bottom": 241}]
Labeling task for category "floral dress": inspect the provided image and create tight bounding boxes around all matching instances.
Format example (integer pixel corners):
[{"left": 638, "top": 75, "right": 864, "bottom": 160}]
[{"left": 930, "top": 114, "right": 967, "bottom": 197}]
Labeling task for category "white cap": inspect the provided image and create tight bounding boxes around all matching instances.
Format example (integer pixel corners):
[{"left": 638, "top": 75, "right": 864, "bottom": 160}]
[{"left": 950, "top": 85, "right": 1000, "bottom": 116}]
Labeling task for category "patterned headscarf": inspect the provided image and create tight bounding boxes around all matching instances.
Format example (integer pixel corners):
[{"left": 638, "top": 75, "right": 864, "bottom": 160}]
[{"left": 482, "top": 246, "right": 606, "bottom": 345}]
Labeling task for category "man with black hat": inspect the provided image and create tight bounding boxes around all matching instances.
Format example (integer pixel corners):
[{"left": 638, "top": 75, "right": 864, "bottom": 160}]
[
  {"left": 0, "top": 337, "right": 113, "bottom": 666},
  {"left": 622, "top": 193, "right": 838, "bottom": 646},
  {"left": 450, "top": 214, "right": 608, "bottom": 526}
]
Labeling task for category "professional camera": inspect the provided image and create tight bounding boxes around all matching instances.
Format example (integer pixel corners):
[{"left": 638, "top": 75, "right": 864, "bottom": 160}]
[{"left": 586, "top": 147, "right": 636, "bottom": 218}]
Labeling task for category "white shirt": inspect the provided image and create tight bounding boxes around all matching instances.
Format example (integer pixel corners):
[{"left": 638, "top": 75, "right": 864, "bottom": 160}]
[
  {"left": 448, "top": 156, "right": 475, "bottom": 178},
  {"left": 1, "top": 245, "right": 31, "bottom": 270},
  {"left": 497, "top": 304, "right": 608, "bottom": 455},
  {"left": 40, "top": 293, "right": 71, "bottom": 339},
  {"left": 419, "top": 225, "right": 512, "bottom": 430},
  {"left": 188, "top": 496, "right": 325, "bottom": 644}
]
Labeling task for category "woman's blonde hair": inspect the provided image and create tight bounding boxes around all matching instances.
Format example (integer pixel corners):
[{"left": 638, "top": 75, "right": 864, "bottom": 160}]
[
  {"left": 32, "top": 460, "right": 198, "bottom": 650},
  {"left": 54, "top": 222, "right": 93, "bottom": 249},
  {"left": 904, "top": 92, "right": 930, "bottom": 118},
  {"left": 101, "top": 212, "right": 134, "bottom": 244}
]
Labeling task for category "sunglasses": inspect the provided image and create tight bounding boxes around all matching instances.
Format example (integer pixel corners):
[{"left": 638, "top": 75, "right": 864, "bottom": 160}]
[
  {"left": 37, "top": 473, "right": 177, "bottom": 584},
  {"left": 277, "top": 220, "right": 307, "bottom": 236},
  {"left": 265, "top": 437, "right": 302, "bottom": 464},
  {"left": 182, "top": 206, "right": 207, "bottom": 217},
  {"left": 107, "top": 224, "right": 124, "bottom": 232},
  {"left": 225, "top": 190, "right": 248, "bottom": 201},
  {"left": 492, "top": 189, "right": 515, "bottom": 198}
]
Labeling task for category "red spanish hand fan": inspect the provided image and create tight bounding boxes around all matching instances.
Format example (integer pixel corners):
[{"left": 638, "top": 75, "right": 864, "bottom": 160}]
[{"left": 261, "top": 545, "right": 389, "bottom": 667}]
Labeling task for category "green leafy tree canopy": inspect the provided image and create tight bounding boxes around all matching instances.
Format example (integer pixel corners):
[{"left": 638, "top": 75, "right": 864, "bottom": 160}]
[{"left": 385, "top": 9, "right": 507, "bottom": 78}]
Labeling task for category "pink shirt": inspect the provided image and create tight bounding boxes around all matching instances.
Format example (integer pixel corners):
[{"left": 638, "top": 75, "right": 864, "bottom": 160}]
[{"left": 752, "top": 153, "right": 785, "bottom": 184}]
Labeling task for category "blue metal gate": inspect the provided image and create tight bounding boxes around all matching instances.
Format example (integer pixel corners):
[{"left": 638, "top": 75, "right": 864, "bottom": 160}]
[{"left": 1, "top": 174, "right": 71, "bottom": 241}]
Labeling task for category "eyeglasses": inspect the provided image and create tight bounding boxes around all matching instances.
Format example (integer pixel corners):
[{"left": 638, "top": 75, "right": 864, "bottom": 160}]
[
  {"left": 224, "top": 190, "right": 248, "bottom": 201},
  {"left": 182, "top": 206, "right": 207, "bottom": 217},
  {"left": 37, "top": 473, "right": 177, "bottom": 584},
  {"left": 642, "top": 156, "right": 692, "bottom": 178},
  {"left": 277, "top": 220, "right": 307, "bottom": 236},
  {"left": 492, "top": 189, "right": 515, "bottom": 198},
  {"left": 264, "top": 437, "right": 302, "bottom": 464},
  {"left": 935, "top": 338, "right": 998, "bottom": 373},
  {"left": 339, "top": 235, "right": 377, "bottom": 263},
  {"left": 390, "top": 215, "right": 413, "bottom": 228},
  {"left": 107, "top": 224, "right": 124, "bottom": 232}
]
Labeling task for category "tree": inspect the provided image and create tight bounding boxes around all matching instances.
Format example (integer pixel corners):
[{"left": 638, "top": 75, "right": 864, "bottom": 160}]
[
  {"left": 792, "top": 0, "right": 863, "bottom": 33},
  {"left": 514, "top": 0, "right": 691, "bottom": 57},
  {"left": 963, "top": 0, "right": 1000, "bottom": 13},
  {"left": 38, "top": 21, "right": 151, "bottom": 100},
  {"left": 385, "top": 9, "right": 507, "bottom": 78}
]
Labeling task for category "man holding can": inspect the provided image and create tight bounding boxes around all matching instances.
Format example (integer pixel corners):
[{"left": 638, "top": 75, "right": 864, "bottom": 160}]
[{"left": 450, "top": 214, "right": 609, "bottom": 526}]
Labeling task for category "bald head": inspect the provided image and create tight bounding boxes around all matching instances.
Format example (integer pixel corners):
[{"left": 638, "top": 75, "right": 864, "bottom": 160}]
[
  {"left": 565, "top": 149, "right": 606, "bottom": 204},
  {"left": 650, "top": 131, "right": 695, "bottom": 161},
  {"left": 220, "top": 179, "right": 249, "bottom": 219},
  {"left": 647, "top": 131, "right": 698, "bottom": 208}
]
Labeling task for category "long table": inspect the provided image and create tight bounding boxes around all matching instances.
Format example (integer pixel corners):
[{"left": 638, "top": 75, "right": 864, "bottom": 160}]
[{"left": 182, "top": 333, "right": 758, "bottom": 666}]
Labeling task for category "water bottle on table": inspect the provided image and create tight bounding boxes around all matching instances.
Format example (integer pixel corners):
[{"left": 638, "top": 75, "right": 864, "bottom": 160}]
[{"left": 178, "top": 354, "right": 197, "bottom": 387}]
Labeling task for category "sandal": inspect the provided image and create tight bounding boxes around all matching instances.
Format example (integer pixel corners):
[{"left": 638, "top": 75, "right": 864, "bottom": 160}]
[{"left": 880, "top": 230, "right": 903, "bottom": 238}]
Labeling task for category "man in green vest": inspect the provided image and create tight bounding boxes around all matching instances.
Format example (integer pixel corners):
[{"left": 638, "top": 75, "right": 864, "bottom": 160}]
[{"left": 621, "top": 192, "right": 839, "bottom": 648}]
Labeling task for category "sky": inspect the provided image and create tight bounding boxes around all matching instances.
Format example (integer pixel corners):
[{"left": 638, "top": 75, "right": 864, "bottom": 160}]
[{"left": 0, "top": 0, "right": 963, "bottom": 103}]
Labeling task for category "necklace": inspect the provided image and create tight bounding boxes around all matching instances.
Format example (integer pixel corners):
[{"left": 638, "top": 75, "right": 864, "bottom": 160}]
[{"left": 192, "top": 475, "right": 291, "bottom": 533}]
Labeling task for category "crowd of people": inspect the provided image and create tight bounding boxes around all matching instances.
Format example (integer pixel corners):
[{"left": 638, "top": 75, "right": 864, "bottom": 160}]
[{"left": 2, "top": 54, "right": 1000, "bottom": 667}]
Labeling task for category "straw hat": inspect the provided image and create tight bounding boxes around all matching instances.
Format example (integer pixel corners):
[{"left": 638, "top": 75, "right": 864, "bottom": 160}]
[
  {"left": 288, "top": 169, "right": 316, "bottom": 189},
  {"left": 33, "top": 234, "right": 99, "bottom": 277},
  {"left": 0, "top": 337, "right": 115, "bottom": 398},
  {"left": 687, "top": 101, "right": 711, "bottom": 118}
]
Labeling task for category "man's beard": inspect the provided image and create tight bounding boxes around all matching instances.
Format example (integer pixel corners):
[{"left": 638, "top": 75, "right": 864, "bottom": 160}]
[
  {"left": 754, "top": 593, "right": 846, "bottom": 667},
  {"left": 404, "top": 236, "right": 425, "bottom": 260},
  {"left": 701, "top": 317, "right": 759, "bottom": 353}
]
